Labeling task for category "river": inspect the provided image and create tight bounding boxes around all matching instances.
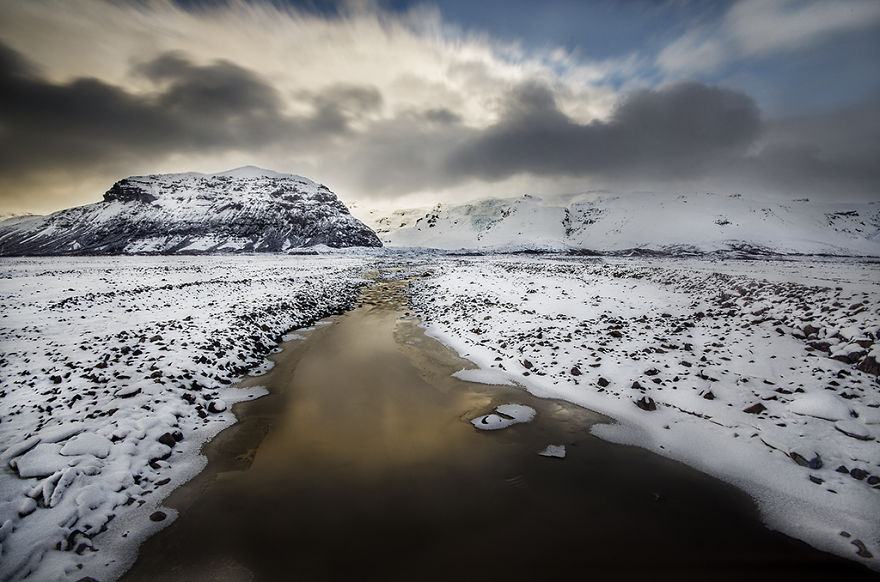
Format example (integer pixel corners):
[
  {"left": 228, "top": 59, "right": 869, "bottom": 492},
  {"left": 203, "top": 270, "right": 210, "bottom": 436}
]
[{"left": 121, "top": 276, "right": 876, "bottom": 581}]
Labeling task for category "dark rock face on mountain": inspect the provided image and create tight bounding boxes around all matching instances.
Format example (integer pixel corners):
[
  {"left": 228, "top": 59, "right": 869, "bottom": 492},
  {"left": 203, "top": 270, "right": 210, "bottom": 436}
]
[{"left": 0, "top": 166, "right": 381, "bottom": 255}]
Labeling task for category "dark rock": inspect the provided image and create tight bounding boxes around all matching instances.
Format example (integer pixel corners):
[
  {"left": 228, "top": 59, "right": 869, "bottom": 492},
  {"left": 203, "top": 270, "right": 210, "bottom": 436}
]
[
  {"left": 743, "top": 403, "right": 766, "bottom": 414},
  {"left": 802, "top": 324, "right": 821, "bottom": 337},
  {"left": 790, "top": 452, "right": 822, "bottom": 469},
  {"left": 597, "top": 377, "right": 609, "bottom": 387},
  {"left": 207, "top": 400, "right": 227, "bottom": 414},
  {"left": 702, "top": 391, "right": 715, "bottom": 400},
  {"left": 631, "top": 381, "right": 643, "bottom": 390},
  {"left": 833, "top": 350, "right": 867, "bottom": 365},
  {"left": 808, "top": 475, "right": 824, "bottom": 485},
  {"left": 644, "top": 368, "right": 659, "bottom": 376},
  {"left": 157, "top": 433, "right": 176, "bottom": 448},
  {"left": 634, "top": 396, "right": 656, "bottom": 411},
  {"left": 570, "top": 366, "right": 581, "bottom": 376},
  {"left": 857, "top": 355, "right": 880, "bottom": 376},
  {"left": 867, "top": 475, "right": 880, "bottom": 485},
  {"left": 850, "top": 468, "right": 869, "bottom": 480},
  {"left": 149, "top": 511, "right": 166, "bottom": 522},
  {"left": 522, "top": 359, "right": 533, "bottom": 370},
  {"left": 836, "top": 465, "right": 850, "bottom": 473},
  {"left": 852, "top": 539, "right": 873, "bottom": 559}
]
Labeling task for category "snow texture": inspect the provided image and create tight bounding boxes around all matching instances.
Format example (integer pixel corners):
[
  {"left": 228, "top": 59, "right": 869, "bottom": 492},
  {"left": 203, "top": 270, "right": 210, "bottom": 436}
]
[
  {"left": 366, "top": 193, "right": 880, "bottom": 256},
  {"left": 0, "top": 167, "right": 381, "bottom": 255},
  {"left": 0, "top": 255, "right": 371, "bottom": 581},
  {"left": 537, "top": 444, "right": 566, "bottom": 458},
  {"left": 408, "top": 255, "right": 880, "bottom": 568},
  {"left": 470, "top": 404, "right": 536, "bottom": 430}
]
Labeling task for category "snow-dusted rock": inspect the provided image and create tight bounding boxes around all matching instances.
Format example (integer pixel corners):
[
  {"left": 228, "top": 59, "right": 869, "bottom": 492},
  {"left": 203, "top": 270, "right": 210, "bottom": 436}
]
[
  {"left": 471, "top": 404, "right": 536, "bottom": 430},
  {"left": 0, "top": 166, "right": 381, "bottom": 255}
]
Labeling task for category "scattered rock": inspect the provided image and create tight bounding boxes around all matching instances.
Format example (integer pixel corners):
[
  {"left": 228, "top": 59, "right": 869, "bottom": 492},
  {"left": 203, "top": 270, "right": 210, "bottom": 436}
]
[
  {"left": 634, "top": 396, "right": 656, "bottom": 412},
  {"left": 790, "top": 452, "right": 822, "bottom": 469},
  {"left": 569, "top": 366, "right": 581, "bottom": 376},
  {"left": 114, "top": 385, "right": 142, "bottom": 398},
  {"left": 207, "top": 399, "right": 228, "bottom": 413},
  {"left": 157, "top": 433, "right": 177, "bottom": 448},
  {"left": 743, "top": 403, "right": 766, "bottom": 414},
  {"left": 149, "top": 511, "right": 166, "bottom": 522},
  {"left": 857, "top": 354, "right": 880, "bottom": 376},
  {"left": 852, "top": 539, "right": 873, "bottom": 559},
  {"left": 597, "top": 377, "right": 609, "bottom": 387},
  {"left": 850, "top": 468, "right": 868, "bottom": 481}
]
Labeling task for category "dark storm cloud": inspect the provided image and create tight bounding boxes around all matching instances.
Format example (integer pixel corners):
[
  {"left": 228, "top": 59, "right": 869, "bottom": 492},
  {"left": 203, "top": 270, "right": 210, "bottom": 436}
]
[
  {"left": 738, "top": 96, "right": 880, "bottom": 198},
  {"left": 0, "top": 42, "right": 375, "bottom": 182},
  {"left": 445, "top": 81, "right": 762, "bottom": 180}
]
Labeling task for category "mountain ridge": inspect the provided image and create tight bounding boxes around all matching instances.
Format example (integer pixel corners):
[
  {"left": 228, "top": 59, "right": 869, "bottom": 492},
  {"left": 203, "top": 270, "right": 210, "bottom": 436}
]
[{"left": 363, "top": 192, "right": 880, "bottom": 256}]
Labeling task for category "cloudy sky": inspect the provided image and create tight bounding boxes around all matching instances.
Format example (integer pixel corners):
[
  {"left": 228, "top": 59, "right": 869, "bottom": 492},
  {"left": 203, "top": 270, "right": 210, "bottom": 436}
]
[{"left": 0, "top": 0, "right": 878, "bottom": 216}]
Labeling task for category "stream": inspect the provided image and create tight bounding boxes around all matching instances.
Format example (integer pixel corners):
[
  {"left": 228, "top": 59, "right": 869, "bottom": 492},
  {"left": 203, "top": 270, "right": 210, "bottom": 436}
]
[{"left": 121, "top": 276, "right": 876, "bottom": 581}]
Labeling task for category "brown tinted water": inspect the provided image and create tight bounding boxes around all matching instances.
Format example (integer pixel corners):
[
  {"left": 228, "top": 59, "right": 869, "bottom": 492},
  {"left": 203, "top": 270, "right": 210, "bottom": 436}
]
[{"left": 122, "top": 278, "right": 877, "bottom": 582}]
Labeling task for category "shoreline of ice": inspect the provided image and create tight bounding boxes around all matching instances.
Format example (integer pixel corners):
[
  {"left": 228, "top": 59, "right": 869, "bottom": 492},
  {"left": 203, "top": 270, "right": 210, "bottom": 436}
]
[{"left": 411, "top": 255, "right": 880, "bottom": 570}]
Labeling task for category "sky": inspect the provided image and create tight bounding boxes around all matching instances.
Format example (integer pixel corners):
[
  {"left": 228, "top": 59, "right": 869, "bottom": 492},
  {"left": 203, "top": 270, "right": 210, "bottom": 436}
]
[{"left": 0, "top": 0, "right": 878, "bottom": 216}]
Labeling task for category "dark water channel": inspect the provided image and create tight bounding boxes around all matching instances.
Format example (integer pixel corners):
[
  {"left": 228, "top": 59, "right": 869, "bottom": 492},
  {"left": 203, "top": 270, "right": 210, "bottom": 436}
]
[{"left": 122, "top": 278, "right": 877, "bottom": 581}]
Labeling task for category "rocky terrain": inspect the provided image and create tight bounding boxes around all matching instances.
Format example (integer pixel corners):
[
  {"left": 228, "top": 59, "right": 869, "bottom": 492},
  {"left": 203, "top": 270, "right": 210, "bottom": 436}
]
[{"left": 0, "top": 167, "right": 381, "bottom": 255}]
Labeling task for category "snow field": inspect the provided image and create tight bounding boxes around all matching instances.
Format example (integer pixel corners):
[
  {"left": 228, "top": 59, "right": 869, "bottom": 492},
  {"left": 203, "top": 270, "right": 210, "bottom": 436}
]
[
  {"left": 408, "top": 256, "right": 880, "bottom": 568},
  {"left": 0, "top": 255, "right": 371, "bottom": 581}
]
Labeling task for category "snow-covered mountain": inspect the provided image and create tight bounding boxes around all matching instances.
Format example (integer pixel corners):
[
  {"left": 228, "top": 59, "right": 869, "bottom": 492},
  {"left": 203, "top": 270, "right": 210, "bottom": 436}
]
[
  {"left": 0, "top": 166, "right": 381, "bottom": 255},
  {"left": 365, "top": 192, "right": 880, "bottom": 255}
]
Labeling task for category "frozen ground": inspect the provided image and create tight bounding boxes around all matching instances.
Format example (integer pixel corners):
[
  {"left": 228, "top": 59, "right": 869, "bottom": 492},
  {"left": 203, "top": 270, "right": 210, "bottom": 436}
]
[
  {"left": 0, "top": 256, "right": 370, "bottom": 581},
  {"left": 407, "top": 256, "right": 880, "bottom": 568}
]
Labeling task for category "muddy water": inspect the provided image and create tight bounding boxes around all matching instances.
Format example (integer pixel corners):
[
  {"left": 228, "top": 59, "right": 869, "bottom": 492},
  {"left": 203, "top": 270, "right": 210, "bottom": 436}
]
[{"left": 122, "top": 279, "right": 876, "bottom": 582}]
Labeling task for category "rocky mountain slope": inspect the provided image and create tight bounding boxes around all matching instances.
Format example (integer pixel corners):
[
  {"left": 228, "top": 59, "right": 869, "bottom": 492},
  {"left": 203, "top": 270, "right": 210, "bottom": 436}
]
[
  {"left": 364, "top": 192, "right": 880, "bottom": 256},
  {"left": 0, "top": 166, "right": 381, "bottom": 255}
]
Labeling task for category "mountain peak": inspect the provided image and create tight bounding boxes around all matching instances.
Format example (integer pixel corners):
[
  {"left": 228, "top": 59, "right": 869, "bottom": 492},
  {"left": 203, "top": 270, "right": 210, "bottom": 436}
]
[{"left": 211, "top": 166, "right": 290, "bottom": 179}]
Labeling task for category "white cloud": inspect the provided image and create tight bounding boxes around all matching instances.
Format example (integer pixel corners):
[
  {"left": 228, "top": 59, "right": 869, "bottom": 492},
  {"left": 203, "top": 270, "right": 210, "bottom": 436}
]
[
  {"left": 657, "top": 0, "right": 880, "bottom": 76},
  {"left": 728, "top": 0, "right": 880, "bottom": 57}
]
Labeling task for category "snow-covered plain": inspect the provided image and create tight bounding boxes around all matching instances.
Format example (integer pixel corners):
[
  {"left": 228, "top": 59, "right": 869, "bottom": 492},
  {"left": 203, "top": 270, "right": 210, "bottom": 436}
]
[
  {"left": 2, "top": 253, "right": 879, "bottom": 579},
  {"left": 408, "top": 256, "right": 880, "bottom": 568},
  {"left": 0, "top": 256, "right": 370, "bottom": 581}
]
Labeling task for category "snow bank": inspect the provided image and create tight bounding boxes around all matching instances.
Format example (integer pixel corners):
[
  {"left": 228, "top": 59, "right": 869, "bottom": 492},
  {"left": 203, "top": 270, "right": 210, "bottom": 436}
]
[
  {"left": 0, "top": 255, "right": 370, "bottom": 581},
  {"left": 409, "top": 255, "right": 880, "bottom": 568}
]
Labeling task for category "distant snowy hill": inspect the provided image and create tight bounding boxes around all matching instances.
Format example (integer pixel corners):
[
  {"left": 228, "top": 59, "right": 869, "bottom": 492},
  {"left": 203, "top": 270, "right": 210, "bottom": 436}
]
[
  {"left": 365, "top": 192, "right": 880, "bottom": 255},
  {"left": 0, "top": 166, "right": 381, "bottom": 255}
]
